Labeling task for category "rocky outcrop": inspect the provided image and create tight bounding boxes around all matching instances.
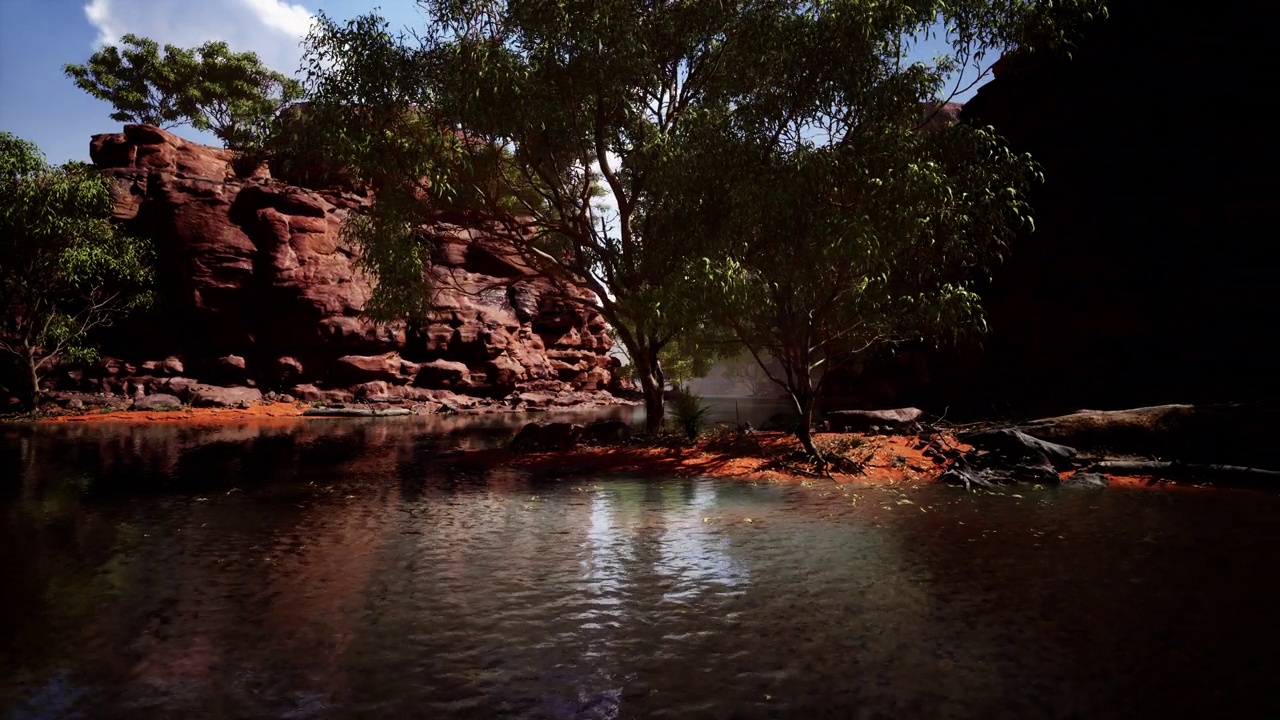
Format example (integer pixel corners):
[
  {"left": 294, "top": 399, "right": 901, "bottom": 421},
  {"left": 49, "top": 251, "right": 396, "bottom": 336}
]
[
  {"left": 55, "top": 124, "right": 622, "bottom": 406},
  {"left": 825, "top": 0, "right": 1280, "bottom": 417}
]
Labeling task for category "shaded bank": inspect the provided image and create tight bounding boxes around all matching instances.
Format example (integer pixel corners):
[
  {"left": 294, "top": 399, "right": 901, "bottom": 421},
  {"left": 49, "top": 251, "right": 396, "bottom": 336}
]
[{"left": 824, "top": 0, "right": 1280, "bottom": 415}]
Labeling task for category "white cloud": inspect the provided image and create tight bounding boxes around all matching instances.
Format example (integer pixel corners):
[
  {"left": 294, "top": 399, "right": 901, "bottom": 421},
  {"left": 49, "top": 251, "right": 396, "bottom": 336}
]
[
  {"left": 241, "top": 0, "right": 315, "bottom": 38},
  {"left": 82, "top": 0, "right": 317, "bottom": 76}
]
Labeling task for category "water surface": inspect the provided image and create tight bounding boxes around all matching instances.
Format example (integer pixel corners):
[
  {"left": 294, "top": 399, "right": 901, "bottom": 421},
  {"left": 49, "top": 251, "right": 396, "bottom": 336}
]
[{"left": 2, "top": 413, "right": 1278, "bottom": 718}]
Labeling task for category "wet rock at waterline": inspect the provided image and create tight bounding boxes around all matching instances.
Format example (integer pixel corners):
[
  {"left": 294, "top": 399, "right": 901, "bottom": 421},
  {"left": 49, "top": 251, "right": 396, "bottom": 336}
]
[
  {"left": 1061, "top": 472, "right": 1110, "bottom": 489},
  {"left": 510, "top": 422, "right": 585, "bottom": 453},
  {"left": 580, "top": 419, "right": 631, "bottom": 444}
]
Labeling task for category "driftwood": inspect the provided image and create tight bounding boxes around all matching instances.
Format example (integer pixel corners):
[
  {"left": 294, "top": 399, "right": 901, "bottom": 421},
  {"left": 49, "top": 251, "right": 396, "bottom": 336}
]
[
  {"left": 959, "top": 427, "right": 1078, "bottom": 467},
  {"left": 1089, "top": 460, "right": 1280, "bottom": 483},
  {"left": 1016, "top": 400, "right": 1280, "bottom": 469}
]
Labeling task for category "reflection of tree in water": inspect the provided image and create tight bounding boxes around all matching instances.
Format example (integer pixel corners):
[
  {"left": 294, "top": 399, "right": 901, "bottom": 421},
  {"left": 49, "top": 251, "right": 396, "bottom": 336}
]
[{"left": 0, "top": 423, "right": 421, "bottom": 716}]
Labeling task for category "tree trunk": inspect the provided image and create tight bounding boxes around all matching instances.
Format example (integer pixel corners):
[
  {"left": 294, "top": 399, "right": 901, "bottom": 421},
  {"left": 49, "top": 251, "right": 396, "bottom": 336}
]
[
  {"left": 22, "top": 351, "right": 40, "bottom": 411},
  {"left": 609, "top": 325, "right": 665, "bottom": 434},
  {"left": 636, "top": 364, "right": 665, "bottom": 434},
  {"left": 790, "top": 383, "right": 820, "bottom": 460}
]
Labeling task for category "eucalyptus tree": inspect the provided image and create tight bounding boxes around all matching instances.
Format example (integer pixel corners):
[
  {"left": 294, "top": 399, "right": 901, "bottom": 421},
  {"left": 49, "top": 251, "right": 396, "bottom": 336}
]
[
  {"left": 0, "top": 133, "right": 153, "bottom": 410},
  {"left": 694, "top": 0, "right": 1106, "bottom": 459},
  {"left": 289, "top": 0, "right": 1101, "bottom": 438},
  {"left": 295, "top": 1, "right": 747, "bottom": 431},
  {"left": 183, "top": 41, "right": 303, "bottom": 148},
  {"left": 65, "top": 36, "right": 302, "bottom": 148},
  {"left": 64, "top": 34, "right": 195, "bottom": 128}
]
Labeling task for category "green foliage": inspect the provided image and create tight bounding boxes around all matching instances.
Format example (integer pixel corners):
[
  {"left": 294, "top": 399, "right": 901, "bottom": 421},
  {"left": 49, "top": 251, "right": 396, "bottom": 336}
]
[
  {"left": 677, "top": 0, "right": 1100, "bottom": 455},
  {"left": 610, "top": 325, "right": 730, "bottom": 387},
  {"left": 183, "top": 41, "right": 303, "bottom": 148},
  {"left": 292, "top": 2, "right": 753, "bottom": 430},
  {"left": 277, "top": 13, "right": 462, "bottom": 322},
  {"left": 64, "top": 34, "right": 302, "bottom": 148},
  {"left": 63, "top": 35, "right": 191, "bottom": 128},
  {"left": 0, "top": 132, "right": 152, "bottom": 407},
  {"left": 667, "top": 385, "right": 712, "bottom": 441},
  {"left": 288, "top": 0, "right": 1102, "bottom": 437}
]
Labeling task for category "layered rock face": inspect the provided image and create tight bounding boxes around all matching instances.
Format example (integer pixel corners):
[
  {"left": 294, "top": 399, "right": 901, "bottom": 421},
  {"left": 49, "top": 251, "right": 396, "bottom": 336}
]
[{"left": 65, "top": 124, "right": 620, "bottom": 406}]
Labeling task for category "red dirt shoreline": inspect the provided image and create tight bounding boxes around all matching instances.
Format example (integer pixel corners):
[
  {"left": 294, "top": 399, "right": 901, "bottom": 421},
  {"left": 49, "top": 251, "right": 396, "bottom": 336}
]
[
  {"left": 452, "top": 431, "right": 1179, "bottom": 491},
  {"left": 19, "top": 407, "right": 1187, "bottom": 490}
]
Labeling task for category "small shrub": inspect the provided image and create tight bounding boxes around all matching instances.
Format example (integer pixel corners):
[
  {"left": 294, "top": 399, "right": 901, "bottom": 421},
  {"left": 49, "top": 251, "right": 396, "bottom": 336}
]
[
  {"left": 818, "top": 435, "right": 865, "bottom": 456},
  {"left": 667, "top": 385, "right": 711, "bottom": 440}
]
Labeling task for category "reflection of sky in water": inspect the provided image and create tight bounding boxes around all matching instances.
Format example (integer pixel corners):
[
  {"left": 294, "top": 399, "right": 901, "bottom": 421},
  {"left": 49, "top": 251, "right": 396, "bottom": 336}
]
[
  {"left": 582, "top": 484, "right": 747, "bottom": 607},
  {"left": 655, "top": 483, "right": 747, "bottom": 603},
  {"left": 558, "top": 484, "right": 749, "bottom": 719},
  {"left": 583, "top": 491, "right": 635, "bottom": 602}
]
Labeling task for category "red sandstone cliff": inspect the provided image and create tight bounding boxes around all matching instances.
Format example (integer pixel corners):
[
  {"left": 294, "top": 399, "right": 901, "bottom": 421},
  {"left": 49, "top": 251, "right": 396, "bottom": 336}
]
[{"left": 51, "top": 124, "right": 622, "bottom": 409}]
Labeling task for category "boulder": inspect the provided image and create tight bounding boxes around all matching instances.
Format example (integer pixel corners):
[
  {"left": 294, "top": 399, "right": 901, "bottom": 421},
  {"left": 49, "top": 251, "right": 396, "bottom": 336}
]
[
  {"left": 291, "top": 383, "right": 353, "bottom": 404},
  {"left": 826, "top": 407, "right": 924, "bottom": 433},
  {"left": 332, "top": 353, "right": 405, "bottom": 384},
  {"left": 189, "top": 384, "right": 262, "bottom": 408},
  {"left": 414, "top": 359, "right": 472, "bottom": 389},
  {"left": 581, "top": 420, "right": 632, "bottom": 445},
  {"left": 271, "top": 356, "right": 305, "bottom": 384},
  {"left": 354, "top": 381, "right": 407, "bottom": 402},
  {"left": 509, "top": 421, "right": 584, "bottom": 453},
  {"left": 1061, "top": 472, "right": 1110, "bottom": 489},
  {"left": 132, "top": 393, "right": 184, "bottom": 411},
  {"left": 213, "top": 354, "right": 249, "bottom": 383},
  {"left": 512, "top": 391, "right": 555, "bottom": 409},
  {"left": 158, "top": 377, "right": 199, "bottom": 399}
]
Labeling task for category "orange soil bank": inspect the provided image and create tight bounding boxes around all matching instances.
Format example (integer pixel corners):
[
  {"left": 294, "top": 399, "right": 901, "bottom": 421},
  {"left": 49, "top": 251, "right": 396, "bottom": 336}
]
[{"left": 36, "top": 401, "right": 309, "bottom": 425}]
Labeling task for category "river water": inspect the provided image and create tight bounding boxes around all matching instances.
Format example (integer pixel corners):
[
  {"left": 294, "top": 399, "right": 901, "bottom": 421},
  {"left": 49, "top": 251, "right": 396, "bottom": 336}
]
[{"left": 2, "top": 408, "right": 1278, "bottom": 719}]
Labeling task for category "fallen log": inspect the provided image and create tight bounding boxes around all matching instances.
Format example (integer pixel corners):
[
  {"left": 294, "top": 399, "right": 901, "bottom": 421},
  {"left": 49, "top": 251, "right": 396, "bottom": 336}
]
[
  {"left": 1089, "top": 460, "right": 1280, "bottom": 483},
  {"left": 826, "top": 407, "right": 923, "bottom": 433},
  {"left": 1017, "top": 400, "right": 1280, "bottom": 469},
  {"left": 959, "top": 427, "right": 1078, "bottom": 467}
]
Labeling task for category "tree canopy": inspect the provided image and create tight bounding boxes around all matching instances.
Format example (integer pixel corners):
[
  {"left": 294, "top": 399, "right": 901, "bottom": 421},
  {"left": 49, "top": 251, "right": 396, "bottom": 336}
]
[
  {"left": 64, "top": 35, "right": 302, "bottom": 148},
  {"left": 184, "top": 41, "right": 304, "bottom": 148},
  {"left": 287, "top": 0, "right": 1104, "bottom": 439},
  {"left": 0, "top": 132, "right": 152, "bottom": 409}
]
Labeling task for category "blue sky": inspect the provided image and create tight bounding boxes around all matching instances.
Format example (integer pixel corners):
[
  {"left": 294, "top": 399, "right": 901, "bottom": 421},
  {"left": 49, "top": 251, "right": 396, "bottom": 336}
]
[
  {"left": 0, "top": 0, "right": 428, "bottom": 163},
  {"left": 0, "top": 0, "right": 989, "bottom": 165}
]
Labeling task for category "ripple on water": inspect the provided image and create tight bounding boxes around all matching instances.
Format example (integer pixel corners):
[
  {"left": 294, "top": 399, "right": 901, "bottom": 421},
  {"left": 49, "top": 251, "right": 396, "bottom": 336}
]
[{"left": 2, "top": 420, "right": 1280, "bottom": 718}]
